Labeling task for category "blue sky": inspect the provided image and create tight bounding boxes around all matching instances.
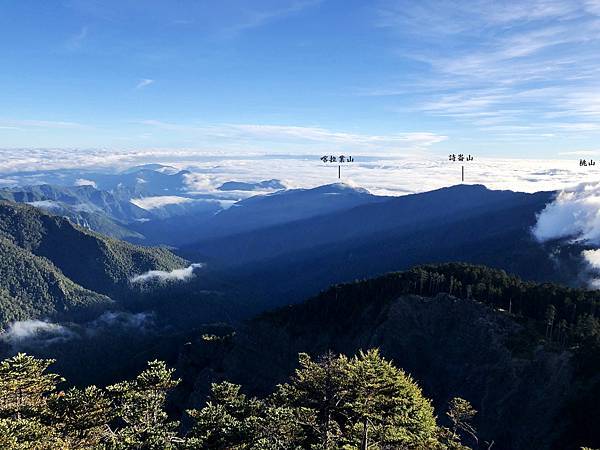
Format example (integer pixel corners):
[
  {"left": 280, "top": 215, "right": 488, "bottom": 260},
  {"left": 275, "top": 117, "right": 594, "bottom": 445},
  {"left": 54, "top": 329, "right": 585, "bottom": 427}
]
[{"left": 2, "top": 0, "right": 600, "bottom": 157}]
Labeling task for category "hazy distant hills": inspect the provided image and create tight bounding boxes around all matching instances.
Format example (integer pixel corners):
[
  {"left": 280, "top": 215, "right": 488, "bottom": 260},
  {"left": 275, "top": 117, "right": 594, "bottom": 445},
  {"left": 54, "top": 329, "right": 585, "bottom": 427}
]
[
  {"left": 88, "top": 168, "right": 192, "bottom": 199},
  {"left": 126, "top": 181, "right": 383, "bottom": 246},
  {"left": 217, "top": 179, "right": 286, "bottom": 191},
  {"left": 188, "top": 182, "right": 386, "bottom": 241},
  {"left": 0, "top": 176, "right": 579, "bottom": 314},
  {"left": 0, "top": 166, "right": 300, "bottom": 244},
  {"left": 187, "top": 184, "right": 549, "bottom": 264},
  {"left": 182, "top": 184, "right": 583, "bottom": 308},
  {"left": 0, "top": 184, "right": 149, "bottom": 220},
  {"left": 0, "top": 184, "right": 150, "bottom": 239},
  {"left": 0, "top": 201, "right": 186, "bottom": 326}
]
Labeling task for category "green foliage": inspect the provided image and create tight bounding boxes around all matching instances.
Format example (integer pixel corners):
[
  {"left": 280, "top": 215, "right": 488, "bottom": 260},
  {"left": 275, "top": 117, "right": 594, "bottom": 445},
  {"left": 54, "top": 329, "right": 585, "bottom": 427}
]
[
  {"left": 187, "top": 350, "right": 445, "bottom": 450},
  {"left": 447, "top": 398, "right": 478, "bottom": 447},
  {"left": 276, "top": 350, "right": 351, "bottom": 448},
  {"left": 269, "top": 262, "right": 600, "bottom": 357},
  {"left": 343, "top": 349, "right": 438, "bottom": 449},
  {"left": 107, "top": 360, "right": 181, "bottom": 449},
  {"left": 48, "top": 385, "right": 114, "bottom": 448},
  {"left": 0, "top": 417, "right": 65, "bottom": 449},
  {"left": 0, "top": 353, "right": 63, "bottom": 419},
  {"left": 0, "top": 236, "right": 112, "bottom": 326},
  {"left": 256, "top": 263, "right": 600, "bottom": 449},
  {"left": 0, "top": 200, "right": 185, "bottom": 294},
  {"left": 186, "top": 381, "right": 304, "bottom": 449},
  {"left": 0, "top": 200, "right": 186, "bottom": 327},
  {"left": 0, "top": 354, "right": 181, "bottom": 450}
]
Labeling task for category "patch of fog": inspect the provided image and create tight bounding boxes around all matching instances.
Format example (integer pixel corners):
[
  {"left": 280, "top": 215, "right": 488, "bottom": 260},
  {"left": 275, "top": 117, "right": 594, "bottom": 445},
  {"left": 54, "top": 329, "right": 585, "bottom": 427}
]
[
  {"left": 0, "top": 320, "right": 75, "bottom": 347},
  {"left": 130, "top": 195, "right": 193, "bottom": 210},
  {"left": 532, "top": 183, "right": 600, "bottom": 244},
  {"left": 218, "top": 200, "right": 237, "bottom": 210},
  {"left": 85, "top": 311, "right": 153, "bottom": 336},
  {"left": 74, "top": 178, "right": 97, "bottom": 188},
  {"left": 72, "top": 202, "right": 97, "bottom": 213},
  {"left": 533, "top": 183, "right": 600, "bottom": 288},
  {"left": 130, "top": 263, "right": 204, "bottom": 283},
  {"left": 27, "top": 200, "right": 62, "bottom": 210},
  {"left": 0, "top": 311, "right": 157, "bottom": 350}
]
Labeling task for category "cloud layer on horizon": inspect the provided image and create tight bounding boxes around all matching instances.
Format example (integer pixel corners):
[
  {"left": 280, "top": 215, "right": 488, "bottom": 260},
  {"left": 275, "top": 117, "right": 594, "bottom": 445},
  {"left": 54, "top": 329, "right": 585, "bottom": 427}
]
[{"left": 0, "top": 150, "right": 596, "bottom": 198}]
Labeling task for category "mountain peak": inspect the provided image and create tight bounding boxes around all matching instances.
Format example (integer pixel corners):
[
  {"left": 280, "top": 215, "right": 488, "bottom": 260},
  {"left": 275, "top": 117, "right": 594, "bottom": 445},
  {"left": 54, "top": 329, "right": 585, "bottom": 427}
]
[{"left": 301, "top": 182, "right": 370, "bottom": 195}]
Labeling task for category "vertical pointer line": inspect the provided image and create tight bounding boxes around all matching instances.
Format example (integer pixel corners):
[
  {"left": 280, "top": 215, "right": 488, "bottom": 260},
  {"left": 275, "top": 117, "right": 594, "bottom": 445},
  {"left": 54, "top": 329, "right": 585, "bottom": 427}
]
[
  {"left": 338, "top": 165, "right": 341, "bottom": 179},
  {"left": 462, "top": 165, "right": 464, "bottom": 183}
]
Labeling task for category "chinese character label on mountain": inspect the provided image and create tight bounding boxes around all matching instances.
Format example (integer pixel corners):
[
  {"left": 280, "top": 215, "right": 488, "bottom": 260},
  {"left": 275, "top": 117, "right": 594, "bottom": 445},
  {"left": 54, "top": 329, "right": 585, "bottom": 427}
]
[
  {"left": 321, "top": 155, "right": 354, "bottom": 164},
  {"left": 320, "top": 155, "right": 355, "bottom": 179},
  {"left": 448, "top": 154, "right": 475, "bottom": 182},
  {"left": 448, "top": 154, "right": 474, "bottom": 162}
]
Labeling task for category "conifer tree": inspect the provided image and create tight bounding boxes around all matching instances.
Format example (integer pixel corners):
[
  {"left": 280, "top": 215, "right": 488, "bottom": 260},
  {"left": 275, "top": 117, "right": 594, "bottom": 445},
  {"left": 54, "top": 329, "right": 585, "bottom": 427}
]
[
  {"left": 186, "top": 381, "right": 304, "bottom": 449},
  {"left": 48, "top": 385, "right": 113, "bottom": 449},
  {"left": 344, "top": 349, "right": 438, "bottom": 450},
  {"left": 275, "top": 351, "right": 351, "bottom": 449},
  {"left": 0, "top": 417, "right": 64, "bottom": 449},
  {"left": 108, "top": 360, "right": 180, "bottom": 449},
  {"left": 186, "top": 381, "right": 262, "bottom": 448},
  {"left": 0, "top": 353, "right": 63, "bottom": 420},
  {"left": 447, "top": 397, "right": 478, "bottom": 446}
]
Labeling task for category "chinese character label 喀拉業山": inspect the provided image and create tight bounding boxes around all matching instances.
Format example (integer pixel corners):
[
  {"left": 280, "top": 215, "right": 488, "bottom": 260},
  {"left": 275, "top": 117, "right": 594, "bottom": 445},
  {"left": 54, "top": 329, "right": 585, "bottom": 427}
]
[{"left": 321, "top": 155, "right": 355, "bottom": 179}]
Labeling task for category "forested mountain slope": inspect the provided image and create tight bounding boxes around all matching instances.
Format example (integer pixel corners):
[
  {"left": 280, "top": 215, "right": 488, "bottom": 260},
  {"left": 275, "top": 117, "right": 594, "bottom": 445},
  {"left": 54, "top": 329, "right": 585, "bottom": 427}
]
[
  {"left": 0, "top": 184, "right": 149, "bottom": 239},
  {"left": 0, "top": 184, "right": 149, "bottom": 222},
  {"left": 0, "top": 201, "right": 186, "bottom": 297},
  {"left": 0, "top": 237, "right": 112, "bottom": 327},
  {"left": 178, "top": 263, "right": 600, "bottom": 450}
]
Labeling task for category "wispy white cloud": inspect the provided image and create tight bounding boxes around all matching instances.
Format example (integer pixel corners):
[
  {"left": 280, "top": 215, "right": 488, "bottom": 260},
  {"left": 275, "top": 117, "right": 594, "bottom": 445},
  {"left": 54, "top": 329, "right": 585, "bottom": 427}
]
[
  {"left": 66, "top": 25, "right": 89, "bottom": 50},
  {"left": 0, "top": 320, "right": 76, "bottom": 348},
  {"left": 372, "top": 0, "right": 600, "bottom": 140},
  {"left": 74, "top": 178, "right": 97, "bottom": 188},
  {"left": 131, "top": 195, "right": 193, "bottom": 210},
  {"left": 137, "top": 121, "right": 447, "bottom": 152},
  {"left": 130, "top": 263, "right": 204, "bottom": 283},
  {"left": 220, "top": 0, "right": 322, "bottom": 37},
  {"left": 0, "top": 119, "right": 86, "bottom": 129},
  {"left": 136, "top": 78, "right": 155, "bottom": 89}
]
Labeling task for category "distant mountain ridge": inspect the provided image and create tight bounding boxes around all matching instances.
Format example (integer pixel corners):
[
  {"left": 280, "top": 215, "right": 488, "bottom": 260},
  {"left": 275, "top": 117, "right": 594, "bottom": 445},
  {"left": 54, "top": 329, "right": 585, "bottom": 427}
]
[
  {"left": 0, "top": 184, "right": 150, "bottom": 239},
  {"left": 179, "top": 184, "right": 580, "bottom": 311},
  {"left": 184, "top": 182, "right": 386, "bottom": 242},
  {"left": 217, "top": 179, "right": 286, "bottom": 191}
]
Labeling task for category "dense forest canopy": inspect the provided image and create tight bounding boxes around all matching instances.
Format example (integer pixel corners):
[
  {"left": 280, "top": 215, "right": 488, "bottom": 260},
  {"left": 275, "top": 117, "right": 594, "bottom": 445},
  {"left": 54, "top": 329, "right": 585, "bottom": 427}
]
[
  {"left": 0, "top": 201, "right": 186, "bottom": 327},
  {"left": 0, "top": 350, "right": 482, "bottom": 449}
]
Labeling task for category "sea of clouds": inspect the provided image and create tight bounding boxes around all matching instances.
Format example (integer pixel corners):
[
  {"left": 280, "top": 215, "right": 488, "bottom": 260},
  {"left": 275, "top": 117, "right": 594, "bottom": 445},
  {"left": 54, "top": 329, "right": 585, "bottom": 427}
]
[
  {"left": 4, "top": 148, "right": 600, "bottom": 286},
  {"left": 0, "top": 148, "right": 596, "bottom": 196}
]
